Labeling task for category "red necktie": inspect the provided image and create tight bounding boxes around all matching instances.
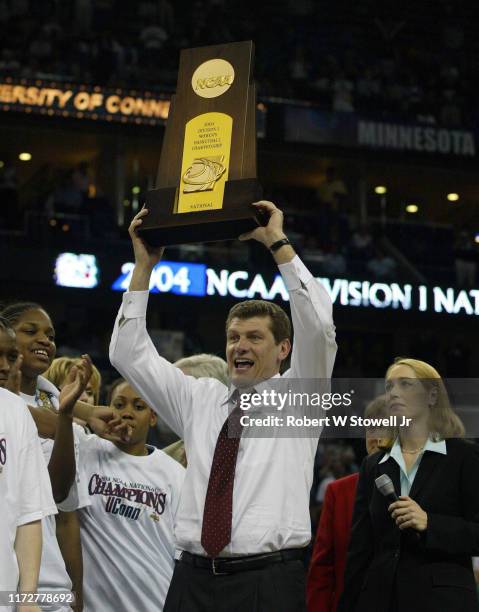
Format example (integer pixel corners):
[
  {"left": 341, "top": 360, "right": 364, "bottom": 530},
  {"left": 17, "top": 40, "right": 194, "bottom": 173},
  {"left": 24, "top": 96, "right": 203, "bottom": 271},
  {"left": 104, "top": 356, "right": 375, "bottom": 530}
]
[{"left": 201, "top": 406, "right": 244, "bottom": 557}]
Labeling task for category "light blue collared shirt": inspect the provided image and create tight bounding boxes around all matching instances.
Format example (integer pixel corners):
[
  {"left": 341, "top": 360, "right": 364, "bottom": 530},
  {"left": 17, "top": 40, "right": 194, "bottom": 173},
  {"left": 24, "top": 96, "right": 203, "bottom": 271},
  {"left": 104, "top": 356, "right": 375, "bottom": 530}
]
[{"left": 379, "top": 437, "right": 447, "bottom": 496}]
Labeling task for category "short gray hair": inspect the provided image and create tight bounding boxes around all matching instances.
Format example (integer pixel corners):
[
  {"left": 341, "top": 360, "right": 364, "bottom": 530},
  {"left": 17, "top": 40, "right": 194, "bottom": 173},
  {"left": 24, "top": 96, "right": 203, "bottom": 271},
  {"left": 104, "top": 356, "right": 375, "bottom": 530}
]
[{"left": 174, "top": 353, "right": 228, "bottom": 385}]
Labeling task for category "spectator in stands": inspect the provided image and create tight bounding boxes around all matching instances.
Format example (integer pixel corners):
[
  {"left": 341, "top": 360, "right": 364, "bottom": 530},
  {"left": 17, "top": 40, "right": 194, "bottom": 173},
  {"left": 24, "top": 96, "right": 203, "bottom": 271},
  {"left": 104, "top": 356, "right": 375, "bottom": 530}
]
[
  {"left": 350, "top": 224, "right": 374, "bottom": 260},
  {"left": 140, "top": 20, "right": 169, "bottom": 65},
  {"left": 440, "top": 89, "right": 462, "bottom": 127},
  {"left": 302, "top": 236, "right": 325, "bottom": 266},
  {"left": 332, "top": 71, "right": 354, "bottom": 113},
  {"left": 289, "top": 44, "right": 311, "bottom": 94},
  {"left": 178, "top": 242, "right": 206, "bottom": 262},
  {"left": 314, "top": 445, "right": 347, "bottom": 505},
  {"left": 316, "top": 167, "right": 348, "bottom": 212},
  {"left": 72, "top": 161, "right": 91, "bottom": 202},
  {"left": 367, "top": 247, "right": 397, "bottom": 280},
  {"left": 340, "top": 444, "right": 359, "bottom": 475},
  {"left": 0, "top": 1, "right": 476, "bottom": 126},
  {"left": 356, "top": 68, "right": 381, "bottom": 112},
  {"left": 46, "top": 171, "right": 83, "bottom": 215},
  {"left": 28, "top": 31, "right": 53, "bottom": 63},
  {"left": 322, "top": 243, "right": 347, "bottom": 276}
]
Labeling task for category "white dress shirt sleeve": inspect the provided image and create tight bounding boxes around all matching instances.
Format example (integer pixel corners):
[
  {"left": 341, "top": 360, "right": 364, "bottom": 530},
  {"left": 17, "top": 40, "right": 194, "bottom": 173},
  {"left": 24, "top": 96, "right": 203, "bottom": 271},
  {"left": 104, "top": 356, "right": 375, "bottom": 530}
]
[
  {"left": 109, "top": 291, "right": 198, "bottom": 437},
  {"left": 278, "top": 255, "right": 337, "bottom": 379}
]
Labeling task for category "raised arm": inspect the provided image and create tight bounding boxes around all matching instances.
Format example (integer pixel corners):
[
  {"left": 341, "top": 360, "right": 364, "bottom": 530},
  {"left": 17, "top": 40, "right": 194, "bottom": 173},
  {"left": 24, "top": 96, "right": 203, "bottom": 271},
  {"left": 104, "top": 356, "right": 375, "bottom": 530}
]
[
  {"left": 109, "top": 208, "right": 198, "bottom": 436},
  {"left": 239, "top": 201, "right": 337, "bottom": 379},
  {"left": 48, "top": 355, "right": 92, "bottom": 502},
  {"left": 127, "top": 205, "right": 165, "bottom": 292}
]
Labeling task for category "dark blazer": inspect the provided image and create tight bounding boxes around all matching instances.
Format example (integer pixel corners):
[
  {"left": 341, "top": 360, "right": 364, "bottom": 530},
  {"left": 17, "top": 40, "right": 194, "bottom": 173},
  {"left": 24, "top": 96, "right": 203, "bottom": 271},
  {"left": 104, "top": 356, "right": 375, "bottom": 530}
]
[
  {"left": 338, "top": 439, "right": 479, "bottom": 612},
  {"left": 307, "top": 473, "right": 359, "bottom": 612}
]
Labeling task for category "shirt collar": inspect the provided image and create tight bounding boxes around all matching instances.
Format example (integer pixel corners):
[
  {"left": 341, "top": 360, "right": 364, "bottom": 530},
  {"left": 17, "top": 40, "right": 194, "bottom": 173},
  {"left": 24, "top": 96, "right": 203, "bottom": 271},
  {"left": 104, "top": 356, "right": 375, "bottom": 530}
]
[
  {"left": 37, "top": 374, "right": 60, "bottom": 397},
  {"left": 222, "top": 373, "right": 282, "bottom": 406},
  {"left": 379, "top": 436, "right": 447, "bottom": 464}
]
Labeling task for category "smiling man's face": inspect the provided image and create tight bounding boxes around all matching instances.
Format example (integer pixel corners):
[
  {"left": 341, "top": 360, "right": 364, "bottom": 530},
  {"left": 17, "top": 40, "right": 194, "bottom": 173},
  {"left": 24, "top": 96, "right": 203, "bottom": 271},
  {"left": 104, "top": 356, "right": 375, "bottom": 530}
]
[{"left": 226, "top": 315, "right": 290, "bottom": 388}]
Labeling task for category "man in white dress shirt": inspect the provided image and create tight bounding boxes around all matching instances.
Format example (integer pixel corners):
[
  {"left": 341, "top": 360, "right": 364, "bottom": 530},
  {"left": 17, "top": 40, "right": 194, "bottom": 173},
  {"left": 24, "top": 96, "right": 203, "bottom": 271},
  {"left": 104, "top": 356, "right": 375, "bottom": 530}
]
[{"left": 110, "top": 201, "right": 337, "bottom": 611}]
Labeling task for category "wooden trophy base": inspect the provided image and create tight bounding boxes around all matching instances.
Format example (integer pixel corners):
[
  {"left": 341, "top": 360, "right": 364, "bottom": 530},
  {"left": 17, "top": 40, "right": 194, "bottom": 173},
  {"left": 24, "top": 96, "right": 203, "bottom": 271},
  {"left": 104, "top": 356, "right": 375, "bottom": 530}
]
[{"left": 139, "top": 178, "right": 265, "bottom": 246}]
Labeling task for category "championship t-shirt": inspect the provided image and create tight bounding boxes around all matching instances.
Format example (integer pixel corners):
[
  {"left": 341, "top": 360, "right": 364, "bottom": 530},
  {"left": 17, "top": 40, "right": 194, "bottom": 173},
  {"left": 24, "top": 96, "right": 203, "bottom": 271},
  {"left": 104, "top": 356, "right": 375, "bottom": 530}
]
[
  {"left": 0, "top": 388, "right": 56, "bottom": 608},
  {"left": 76, "top": 432, "right": 185, "bottom": 612}
]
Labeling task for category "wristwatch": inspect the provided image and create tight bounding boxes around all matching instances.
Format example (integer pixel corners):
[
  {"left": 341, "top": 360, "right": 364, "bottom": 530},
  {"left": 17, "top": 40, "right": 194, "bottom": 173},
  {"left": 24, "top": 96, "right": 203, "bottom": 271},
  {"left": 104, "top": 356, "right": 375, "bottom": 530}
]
[{"left": 269, "top": 238, "right": 291, "bottom": 252}]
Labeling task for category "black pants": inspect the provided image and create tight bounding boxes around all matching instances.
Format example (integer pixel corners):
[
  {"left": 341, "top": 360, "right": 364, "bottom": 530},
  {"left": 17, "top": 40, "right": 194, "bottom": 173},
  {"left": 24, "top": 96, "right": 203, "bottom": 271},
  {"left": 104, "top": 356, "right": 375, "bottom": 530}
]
[{"left": 164, "top": 558, "right": 307, "bottom": 612}]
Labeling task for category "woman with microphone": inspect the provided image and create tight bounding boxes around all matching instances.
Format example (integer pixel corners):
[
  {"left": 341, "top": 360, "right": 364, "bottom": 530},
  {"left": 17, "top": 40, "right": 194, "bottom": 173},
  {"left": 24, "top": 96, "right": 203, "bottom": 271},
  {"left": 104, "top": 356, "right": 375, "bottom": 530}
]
[{"left": 338, "top": 357, "right": 479, "bottom": 612}]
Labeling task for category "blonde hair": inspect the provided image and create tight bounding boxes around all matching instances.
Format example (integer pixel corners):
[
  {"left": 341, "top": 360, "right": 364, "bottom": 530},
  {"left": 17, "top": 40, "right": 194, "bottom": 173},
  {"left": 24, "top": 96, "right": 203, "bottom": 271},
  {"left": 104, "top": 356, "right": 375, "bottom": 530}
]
[
  {"left": 45, "top": 356, "right": 102, "bottom": 404},
  {"left": 385, "top": 357, "right": 465, "bottom": 446},
  {"left": 364, "top": 394, "right": 395, "bottom": 450},
  {"left": 174, "top": 353, "right": 228, "bottom": 386}
]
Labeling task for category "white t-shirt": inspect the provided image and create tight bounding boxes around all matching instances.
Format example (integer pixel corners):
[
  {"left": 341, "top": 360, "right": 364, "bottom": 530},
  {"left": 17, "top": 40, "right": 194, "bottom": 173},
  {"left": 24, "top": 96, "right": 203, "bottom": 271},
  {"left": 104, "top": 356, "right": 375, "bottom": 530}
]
[
  {"left": 76, "top": 431, "right": 185, "bottom": 612},
  {"left": 0, "top": 388, "right": 56, "bottom": 607},
  {"left": 20, "top": 376, "right": 90, "bottom": 611}
]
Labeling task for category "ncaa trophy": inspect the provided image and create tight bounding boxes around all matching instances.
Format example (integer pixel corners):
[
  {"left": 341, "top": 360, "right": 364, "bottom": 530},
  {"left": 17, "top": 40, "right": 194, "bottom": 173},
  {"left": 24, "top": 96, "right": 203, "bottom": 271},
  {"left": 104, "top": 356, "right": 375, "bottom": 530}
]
[{"left": 139, "top": 40, "right": 265, "bottom": 246}]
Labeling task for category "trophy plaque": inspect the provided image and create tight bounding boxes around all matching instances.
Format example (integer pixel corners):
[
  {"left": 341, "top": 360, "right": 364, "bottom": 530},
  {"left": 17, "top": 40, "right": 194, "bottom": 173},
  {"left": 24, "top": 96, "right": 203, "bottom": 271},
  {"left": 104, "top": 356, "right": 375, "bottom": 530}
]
[{"left": 139, "top": 40, "right": 265, "bottom": 246}]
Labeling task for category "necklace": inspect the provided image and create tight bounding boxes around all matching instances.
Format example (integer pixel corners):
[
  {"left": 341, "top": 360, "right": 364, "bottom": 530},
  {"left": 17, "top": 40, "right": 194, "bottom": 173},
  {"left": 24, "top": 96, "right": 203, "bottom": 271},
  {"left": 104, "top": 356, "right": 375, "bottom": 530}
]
[{"left": 400, "top": 445, "right": 424, "bottom": 454}]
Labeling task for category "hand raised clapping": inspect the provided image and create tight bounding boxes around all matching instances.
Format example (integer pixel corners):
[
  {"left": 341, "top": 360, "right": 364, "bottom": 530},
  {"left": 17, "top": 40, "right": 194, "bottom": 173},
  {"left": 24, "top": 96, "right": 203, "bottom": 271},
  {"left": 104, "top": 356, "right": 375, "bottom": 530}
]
[{"left": 59, "top": 354, "right": 93, "bottom": 416}]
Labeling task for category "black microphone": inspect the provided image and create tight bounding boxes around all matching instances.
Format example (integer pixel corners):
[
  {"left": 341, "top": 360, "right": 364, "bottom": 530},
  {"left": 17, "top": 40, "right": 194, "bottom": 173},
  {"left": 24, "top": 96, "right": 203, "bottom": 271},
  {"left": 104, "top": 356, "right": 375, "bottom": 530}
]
[{"left": 375, "top": 474, "right": 420, "bottom": 539}]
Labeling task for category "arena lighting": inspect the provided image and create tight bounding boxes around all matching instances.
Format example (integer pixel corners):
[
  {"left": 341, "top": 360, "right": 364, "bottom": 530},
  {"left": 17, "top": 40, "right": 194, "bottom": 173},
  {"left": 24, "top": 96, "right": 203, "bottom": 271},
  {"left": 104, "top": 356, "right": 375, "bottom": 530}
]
[
  {"left": 374, "top": 186, "right": 387, "bottom": 195},
  {"left": 447, "top": 193, "right": 460, "bottom": 202},
  {"left": 49, "top": 219, "right": 57, "bottom": 227},
  {"left": 475, "top": 234, "right": 479, "bottom": 244},
  {"left": 405, "top": 204, "right": 419, "bottom": 213},
  {"left": 18, "top": 152, "right": 32, "bottom": 161},
  {"left": 123, "top": 199, "right": 130, "bottom": 207},
  {"left": 131, "top": 186, "right": 141, "bottom": 194},
  {"left": 0, "top": 160, "right": 4, "bottom": 168}
]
